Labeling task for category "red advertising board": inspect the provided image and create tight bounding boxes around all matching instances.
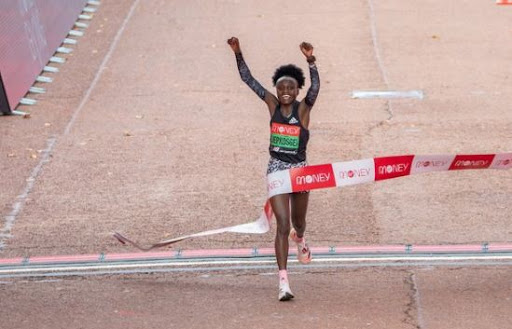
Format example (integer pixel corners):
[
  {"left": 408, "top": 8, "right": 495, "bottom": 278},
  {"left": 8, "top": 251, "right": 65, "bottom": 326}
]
[{"left": 0, "top": 0, "right": 88, "bottom": 114}]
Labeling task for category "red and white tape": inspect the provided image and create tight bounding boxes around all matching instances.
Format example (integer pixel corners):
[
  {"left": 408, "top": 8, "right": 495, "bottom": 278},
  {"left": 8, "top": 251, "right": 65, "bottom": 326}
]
[
  {"left": 268, "top": 153, "right": 512, "bottom": 197},
  {"left": 114, "top": 153, "right": 511, "bottom": 250}
]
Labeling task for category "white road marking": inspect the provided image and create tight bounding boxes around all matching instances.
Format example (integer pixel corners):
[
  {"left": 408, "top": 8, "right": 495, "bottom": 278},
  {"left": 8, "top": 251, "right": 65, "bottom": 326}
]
[{"left": 351, "top": 90, "right": 424, "bottom": 99}]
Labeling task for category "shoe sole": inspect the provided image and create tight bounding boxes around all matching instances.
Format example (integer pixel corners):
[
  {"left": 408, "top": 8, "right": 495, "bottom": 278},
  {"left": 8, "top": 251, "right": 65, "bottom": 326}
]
[
  {"left": 298, "top": 251, "right": 312, "bottom": 264},
  {"left": 279, "top": 292, "right": 295, "bottom": 301}
]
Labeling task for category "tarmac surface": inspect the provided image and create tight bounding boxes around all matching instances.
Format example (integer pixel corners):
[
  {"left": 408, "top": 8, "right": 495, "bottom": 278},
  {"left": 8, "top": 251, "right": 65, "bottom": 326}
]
[{"left": 1, "top": 0, "right": 512, "bottom": 328}]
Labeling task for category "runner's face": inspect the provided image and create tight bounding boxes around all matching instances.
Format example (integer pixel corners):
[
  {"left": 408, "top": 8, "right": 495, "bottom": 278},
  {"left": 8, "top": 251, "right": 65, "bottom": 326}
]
[{"left": 276, "top": 79, "right": 299, "bottom": 105}]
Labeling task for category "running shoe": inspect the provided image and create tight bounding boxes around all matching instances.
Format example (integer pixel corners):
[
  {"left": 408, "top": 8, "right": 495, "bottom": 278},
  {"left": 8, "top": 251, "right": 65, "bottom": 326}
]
[
  {"left": 289, "top": 228, "right": 312, "bottom": 264},
  {"left": 278, "top": 280, "right": 294, "bottom": 301}
]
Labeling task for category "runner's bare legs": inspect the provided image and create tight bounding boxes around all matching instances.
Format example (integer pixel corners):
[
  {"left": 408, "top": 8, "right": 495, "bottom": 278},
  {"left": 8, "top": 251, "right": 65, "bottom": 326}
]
[
  {"left": 271, "top": 192, "right": 309, "bottom": 270},
  {"left": 291, "top": 192, "right": 309, "bottom": 239},
  {"left": 271, "top": 194, "right": 291, "bottom": 270}
]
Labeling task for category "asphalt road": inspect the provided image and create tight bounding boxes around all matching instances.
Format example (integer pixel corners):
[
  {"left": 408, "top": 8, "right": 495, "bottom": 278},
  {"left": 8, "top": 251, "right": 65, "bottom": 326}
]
[{"left": 1, "top": 1, "right": 511, "bottom": 328}]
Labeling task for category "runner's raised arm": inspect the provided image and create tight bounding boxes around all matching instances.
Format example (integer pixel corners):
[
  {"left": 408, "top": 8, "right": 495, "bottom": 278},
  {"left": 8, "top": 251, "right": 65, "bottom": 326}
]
[{"left": 227, "top": 37, "right": 278, "bottom": 112}]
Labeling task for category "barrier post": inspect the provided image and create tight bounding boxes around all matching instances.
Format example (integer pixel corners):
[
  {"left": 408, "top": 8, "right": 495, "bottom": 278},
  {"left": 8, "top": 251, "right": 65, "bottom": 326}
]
[{"left": 0, "top": 73, "right": 9, "bottom": 115}]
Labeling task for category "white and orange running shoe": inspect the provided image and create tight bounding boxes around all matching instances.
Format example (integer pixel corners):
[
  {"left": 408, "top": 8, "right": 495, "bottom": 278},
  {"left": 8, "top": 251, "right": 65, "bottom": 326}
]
[
  {"left": 289, "top": 228, "right": 312, "bottom": 264},
  {"left": 278, "top": 280, "right": 294, "bottom": 301}
]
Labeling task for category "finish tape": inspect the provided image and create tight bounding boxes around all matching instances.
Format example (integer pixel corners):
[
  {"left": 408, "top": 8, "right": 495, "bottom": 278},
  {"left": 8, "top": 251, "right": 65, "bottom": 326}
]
[{"left": 114, "top": 152, "right": 512, "bottom": 250}]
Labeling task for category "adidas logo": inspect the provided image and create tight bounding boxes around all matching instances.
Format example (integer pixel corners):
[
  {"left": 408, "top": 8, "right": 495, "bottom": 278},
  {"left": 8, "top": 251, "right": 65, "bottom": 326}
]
[{"left": 289, "top": 117, "right": 298, "bottom": 124}]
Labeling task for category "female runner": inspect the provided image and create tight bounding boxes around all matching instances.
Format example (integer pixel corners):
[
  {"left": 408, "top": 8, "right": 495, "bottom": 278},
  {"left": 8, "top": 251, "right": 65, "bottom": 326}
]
[{"left": 227, "top": 37, "right": 320, "bottom": 301}]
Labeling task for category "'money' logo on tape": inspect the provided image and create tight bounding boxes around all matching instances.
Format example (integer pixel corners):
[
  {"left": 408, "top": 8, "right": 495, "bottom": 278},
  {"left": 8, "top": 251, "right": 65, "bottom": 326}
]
[
  {"left": 374, "top": 155, "right": 414, "bottom": 181},
  {"left": 416, "top": 160, "right": 449, "bottom": 168},
  {"left": 290, "top": 164, "right": 336, "bottom": 192},
  {"left": 339, "top": 168, "right": 372, "bottom": 179},
  {"left": 332, "top": 159, "right": 375, "bottom": 187},
  {"left": 449, "top": 154, "right": 495, "bottom": 170},
  {"left": 410, "top": 155, "right": 455, "bottom": 174},
  {"left": 490, "top": 154, "right": 512, "bottom": 169},
  {"left": 268, "top": 178, "right": 285, "bottom": 190}
]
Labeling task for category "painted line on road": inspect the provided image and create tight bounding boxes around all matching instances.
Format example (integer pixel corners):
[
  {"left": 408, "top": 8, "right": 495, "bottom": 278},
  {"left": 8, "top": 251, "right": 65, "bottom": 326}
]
[
  {"left": 63, "top": 0, "right": 140, "bottom": 135},
  {"left": 411, "top": 272, "right": 426, "bottom": 329},
  {"left": 351, "top": 90, "right": 424, "bottom": 99},
  {"left": 0, "top": 137, "right": 56, "bottom": 250},
  {"left": 367, "top": 0, "right": 389, "bottom": 86}
]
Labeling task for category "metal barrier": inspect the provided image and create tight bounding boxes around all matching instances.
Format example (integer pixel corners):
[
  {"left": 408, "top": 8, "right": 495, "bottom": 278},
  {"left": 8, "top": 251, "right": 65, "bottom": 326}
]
[
  {"left": 2, "top": 243, "right": 512, "bottom": 279},
  {"left": 0, "top": 0, "right": 89, "bottom": 115}
]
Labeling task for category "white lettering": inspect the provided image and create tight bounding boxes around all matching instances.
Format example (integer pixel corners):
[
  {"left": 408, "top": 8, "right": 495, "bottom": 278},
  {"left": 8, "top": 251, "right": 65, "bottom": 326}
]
[
  {"left": 272, "top": 125, "right": 299, "bottom": 135},
  {"left": 296, "top": 173, "right": 331, "bottom": 185},
  {"left": 378, "top": 163, "right": 409, "bottom": 175},
  {"left": 455, "top": 160, "right": 488, "bottom": 167}
]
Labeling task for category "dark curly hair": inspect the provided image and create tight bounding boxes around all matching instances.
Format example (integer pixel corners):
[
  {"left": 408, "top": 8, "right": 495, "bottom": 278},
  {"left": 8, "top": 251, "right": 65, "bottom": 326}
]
[{"left": 272, "top": 64, "right": 305, "bottom": 88}]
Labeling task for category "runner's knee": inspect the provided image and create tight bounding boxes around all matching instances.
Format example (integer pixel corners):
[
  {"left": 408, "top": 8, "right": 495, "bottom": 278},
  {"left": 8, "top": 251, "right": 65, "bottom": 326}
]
[{"left": 276, "top": 218, "right": 291, "bottom": 237}]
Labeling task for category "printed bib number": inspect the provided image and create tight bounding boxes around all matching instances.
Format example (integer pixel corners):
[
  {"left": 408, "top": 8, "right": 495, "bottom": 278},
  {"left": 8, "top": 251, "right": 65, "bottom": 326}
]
[{"left": 270, "top": 123, "right": 300, "bottom": 150}]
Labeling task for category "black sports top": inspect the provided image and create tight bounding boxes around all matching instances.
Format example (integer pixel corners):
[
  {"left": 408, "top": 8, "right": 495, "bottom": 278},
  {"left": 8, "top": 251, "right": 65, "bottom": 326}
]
[{"left": 269, "top": 100, "right": 309, "bottom": 163}]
